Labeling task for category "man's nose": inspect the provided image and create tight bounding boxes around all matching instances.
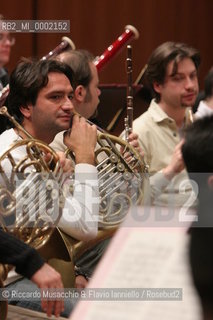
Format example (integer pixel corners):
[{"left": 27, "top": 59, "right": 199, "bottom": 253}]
[
  {"left": 185, "top": 77, "right": 195, "bottom": 89},
  {"left": 61, "top": 97, "right": 74, "bottom": 110}
]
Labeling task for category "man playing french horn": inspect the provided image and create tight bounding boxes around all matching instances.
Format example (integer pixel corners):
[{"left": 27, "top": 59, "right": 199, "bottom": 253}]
[
  {"left": 0, "top": 58, "right": 100, "bottom": 317},
  {"left": 51, "top": 49, "right": 146, "bottom": 289}
]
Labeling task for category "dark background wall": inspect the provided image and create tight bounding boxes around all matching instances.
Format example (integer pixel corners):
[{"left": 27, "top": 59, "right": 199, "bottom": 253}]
[{"left": 1, "top": 0, "right": 212, "bottom": 88}]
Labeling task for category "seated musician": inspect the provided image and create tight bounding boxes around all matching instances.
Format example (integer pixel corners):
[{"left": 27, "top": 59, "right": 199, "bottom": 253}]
[
  {"left": 51, "top": 49, "right": 145, "bottom": 288},
  {"left": 131, "top": 41, "right": 201, "bottom": 208},
  {"left": 0, "top": 58, "right": 99, "bottom": 317}
]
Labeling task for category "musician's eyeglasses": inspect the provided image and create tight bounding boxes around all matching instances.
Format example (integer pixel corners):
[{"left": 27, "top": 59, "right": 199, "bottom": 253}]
[{"left": 0, "top": 33, "right": 15, "bottom": 46}]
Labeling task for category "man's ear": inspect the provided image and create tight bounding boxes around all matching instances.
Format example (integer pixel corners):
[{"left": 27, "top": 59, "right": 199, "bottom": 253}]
[
  {"left": 207, "top": 175, "right": 213, "bottom": 190},
  {"left": 75, "top": 85, "right": 86, "bottom": 102},
  {"left": 153, "top": 81, "right": 162, "bottom": 94},
  {"left": 20, "top": 105, "right": 32, "bottom": 119}
]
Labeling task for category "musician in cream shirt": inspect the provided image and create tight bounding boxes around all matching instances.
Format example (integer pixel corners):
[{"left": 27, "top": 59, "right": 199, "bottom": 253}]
[
  {"left": 132, "top": 42, "right": 201, "bottom": 208},
  {"left": 0, "top": 58, "right": 99, "bottom": 317}
]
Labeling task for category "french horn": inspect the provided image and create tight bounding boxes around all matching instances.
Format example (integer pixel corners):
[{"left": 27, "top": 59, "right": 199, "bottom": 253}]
[
  {"left": 184, "top": 107, "right": 195, "bottom": 127},
  {"left": 86, "top": 45, "right": 148, "bottom": 227},
  {"left": 64, "top": 110, "right": 148, "bottom": 228},
  {"left": 64, "top": 33, "right": 148, "bottom": 228},
  {"left": 0, "top": 106, "right": 65, "bottom": 248},
  {"left": 95, "top": 132, "right": 148, "bottom": 227}
]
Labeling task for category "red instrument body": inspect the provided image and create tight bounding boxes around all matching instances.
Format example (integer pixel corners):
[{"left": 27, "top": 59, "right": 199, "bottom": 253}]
[
  {"left": 94, "top": 25, "right": 139, "bottom": 72},
  {"left": 41, "top": 36, "right": 75, "bottom": 60},
  {"left": 0, "top": 25, "right": 139, "bottom": 108}
]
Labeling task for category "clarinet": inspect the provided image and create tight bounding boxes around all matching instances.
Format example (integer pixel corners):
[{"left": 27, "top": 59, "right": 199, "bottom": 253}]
[{"left": 124, "top": 45, "right": 133, "bottom": 142}]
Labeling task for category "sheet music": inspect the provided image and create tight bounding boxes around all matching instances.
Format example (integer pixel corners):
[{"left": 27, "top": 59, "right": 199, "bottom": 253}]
[{"left": 70, "top": 207, "right": 202, "bottom": 320}]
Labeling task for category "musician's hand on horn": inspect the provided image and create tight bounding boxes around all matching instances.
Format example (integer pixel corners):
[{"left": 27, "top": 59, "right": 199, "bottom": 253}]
[
  {"left": 121, "top": 132, "right": 144, "bottom": 161},
  {"left": 128, "top": 132, "right": 144, "bottom": 157},
  {"left": 64, "top": 114, "right": 97, "bottom": 165},
  {"left": 43, "top": 151, "right": 73, "bottom": 174},
  {"left": 56, "top": 151, "right": 73, "bottom": 173}
]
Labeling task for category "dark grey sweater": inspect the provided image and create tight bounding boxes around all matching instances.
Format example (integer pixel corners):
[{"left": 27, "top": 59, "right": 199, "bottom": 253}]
[{"left": 0, "top": 229, "right": 44, "bottom": 279}]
